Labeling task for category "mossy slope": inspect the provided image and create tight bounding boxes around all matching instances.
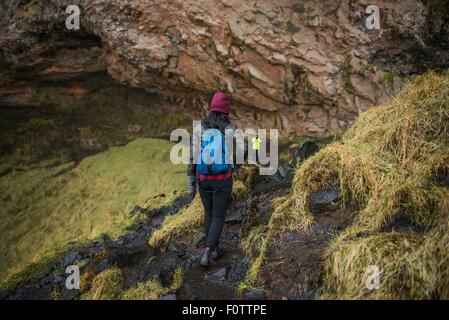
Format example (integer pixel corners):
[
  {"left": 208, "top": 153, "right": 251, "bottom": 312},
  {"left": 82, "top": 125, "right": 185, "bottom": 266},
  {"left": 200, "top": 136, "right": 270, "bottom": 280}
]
[{"left": 0, "top": 138, "right": 186, "bottom": 282}]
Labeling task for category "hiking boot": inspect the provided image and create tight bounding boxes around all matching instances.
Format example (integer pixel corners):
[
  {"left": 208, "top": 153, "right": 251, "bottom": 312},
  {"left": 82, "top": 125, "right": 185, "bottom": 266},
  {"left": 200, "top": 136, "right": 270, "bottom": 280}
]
[
  {"left": 211, "top": 246, "right": 220, "bottom": 261},
  {"left": 200, "top": 247, "right": 211, "bottom": 267}
]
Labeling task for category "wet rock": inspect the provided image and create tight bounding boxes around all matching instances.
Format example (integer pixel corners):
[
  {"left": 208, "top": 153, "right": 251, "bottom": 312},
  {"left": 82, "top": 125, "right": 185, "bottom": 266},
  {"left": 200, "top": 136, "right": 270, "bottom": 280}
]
[
  {"left": 245, "top": 289, "right": 266, "bottom": 300},
  {"left": 115, "top": 237, "right": 125, "bottom": 246},
  {"left": 225, "top": 209, "right": 244, "bottom": 224},
  {"left": 52, "top": 276, "right": 63, "bottom": 285},
  {"left": 182, "top": 259, "right": 193, "bottom": 271},
  {"left": 189, "top": 254, "right": 201, "bottom": 264},
  {"left": 158, "top": 294, "right": 176, "bottom": 300},
  {"left": 151, "top": 215, "right": 165, "bottom": 228},
  {"left": 307, "top": 225, "right": 336, "bottom": 235},
  {"left": 158, "top": 256, "right": 178, "bottom": 285},
  {"left": 357, "top": 231, "right": 371, "bottom": 238},
  {"left": 309, "top": 184, "right": 340, "bottom": 213},
  {"left": 291, "top": 141, "right": 319, "bottom": 166},
  {"left": 437, "top": 173, "right": 449, "bottom": 186},
  {"left": 234, "top": 201, "right": 247, "bottom": 209},
  {"left": 96, "top": 259, "right": 110, "bottom": 272},
  {"left": 168, "top": 243, "right": 186, "bottom": 257},
  {"left": 227, "top": 256, "right": 249, "bottom": 286},
  {"left": 206, "top": 267, "right": 228, "bottom": 282},
  {"left": 284, "top": 231, "right": 295, "bottom": 241},
  {"left": 62, "top": 252, "right": 79, "bottom": 267},
  {"left": 380, "top": 212, "right": 427, "bottom": 233}
]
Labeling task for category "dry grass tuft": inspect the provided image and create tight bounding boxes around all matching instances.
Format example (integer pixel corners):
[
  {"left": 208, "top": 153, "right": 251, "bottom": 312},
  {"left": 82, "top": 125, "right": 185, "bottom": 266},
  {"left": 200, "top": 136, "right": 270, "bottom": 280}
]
[
  {"left": 242, "top": 71, "right": 449, "bottom": 299},
  {"left": 120, "top": 266, "right": 184, "bottom": 300},
  {"left": 149, "top": 196, "right": 204, "bottom": 248},
  {"left": 88, "top": 266, "right": 124, "bottom": 300}
]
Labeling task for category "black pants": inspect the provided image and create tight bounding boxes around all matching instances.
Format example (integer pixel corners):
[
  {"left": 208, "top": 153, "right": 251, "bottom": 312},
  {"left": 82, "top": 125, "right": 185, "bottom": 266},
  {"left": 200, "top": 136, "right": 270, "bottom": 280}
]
[{"left": 198, "top": 177, "right": 233, "bottom": 251}]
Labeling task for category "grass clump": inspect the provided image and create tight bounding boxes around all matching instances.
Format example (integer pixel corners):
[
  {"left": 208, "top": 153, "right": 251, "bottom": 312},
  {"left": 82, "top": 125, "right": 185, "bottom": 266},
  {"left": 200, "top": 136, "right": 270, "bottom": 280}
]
[
  {"left": 121, "top": 266, "right": 184, "bottom": 300},
  {"left": 149, "top": 196, "right": 204, "bottom": 248},
  {"left": 121, "top": 279, "right": 166, "bottom": 300},
  {"left": 238, "top": 196, "right": 288, "bottom": 293},
  {"left": 244, "top": 71, "right": 449, "bottom": 299},
  {"left": 88, "top": 266, "right": 124, "bottom": 300},
  {"left": 238, "top": 224, "right": 269, "bottom": 294}
]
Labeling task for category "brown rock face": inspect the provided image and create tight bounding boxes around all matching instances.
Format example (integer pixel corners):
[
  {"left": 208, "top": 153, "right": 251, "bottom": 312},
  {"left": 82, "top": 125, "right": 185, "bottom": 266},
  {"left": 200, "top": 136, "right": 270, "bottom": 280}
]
[{"left": 1, "top": 0, "right": 448, "bottom": 136}]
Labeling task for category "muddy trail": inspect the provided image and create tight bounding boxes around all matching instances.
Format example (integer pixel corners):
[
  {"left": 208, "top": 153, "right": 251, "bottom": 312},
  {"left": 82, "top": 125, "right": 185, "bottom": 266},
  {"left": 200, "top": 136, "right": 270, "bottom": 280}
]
[{"left": 1, "top": 152, "right": 348, "bottom": 300}]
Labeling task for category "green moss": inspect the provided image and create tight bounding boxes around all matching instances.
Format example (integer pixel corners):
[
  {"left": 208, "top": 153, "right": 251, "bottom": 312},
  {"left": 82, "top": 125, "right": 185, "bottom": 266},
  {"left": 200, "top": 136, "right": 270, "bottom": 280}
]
[
  {"left": 149, "top": 196, "right": 203, "bottom": 248},
  {"left": 89, "top": 266, "right": 124, "bottom": 300},
  {"left": 302, "top": 74, "right": 313, "bottom": 98},
  {"left": 343, "top": 55, "right": 354, "bottom": 90},
  {"left": 0, "top": 238, "right": 101, "bottom": 292},
  {"left": 358, "top": 64, "right": 374, "bottom": 77},
  {"left": 0, "top": 138, "right": 187, "bottom": 282},
  {"left": 120, "top": 267, "right": 184, "bottom": 300},
  {"left": 303, "top": 3, "right": 314, "bottom": 13},
  {"left": 209, "top": 81, "right": 229, "bottom": 95},
  {"left": 382, "top": 71, "right": 395, "bottom": 88}
]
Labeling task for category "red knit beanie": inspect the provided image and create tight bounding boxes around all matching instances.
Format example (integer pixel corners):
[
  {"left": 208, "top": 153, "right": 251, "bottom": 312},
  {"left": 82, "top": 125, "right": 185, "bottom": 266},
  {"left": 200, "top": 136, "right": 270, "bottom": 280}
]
[{"left": 210, "top": 92, "right": 230, "bottom": 114}]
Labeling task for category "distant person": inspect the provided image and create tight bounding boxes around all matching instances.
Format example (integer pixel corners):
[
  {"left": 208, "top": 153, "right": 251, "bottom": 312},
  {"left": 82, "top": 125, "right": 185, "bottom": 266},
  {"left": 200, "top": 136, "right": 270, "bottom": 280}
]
[
  {"left": 251, "top": 134, "right": 262, "bottom": 163},
  {"left": 187, "top": 92, "right": 245, "bottom": 268}
]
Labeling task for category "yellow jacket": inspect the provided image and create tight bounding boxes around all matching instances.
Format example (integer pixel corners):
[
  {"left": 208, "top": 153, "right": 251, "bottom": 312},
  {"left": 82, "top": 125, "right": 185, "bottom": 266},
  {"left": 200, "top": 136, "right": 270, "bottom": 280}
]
[{"left": 252, "top": 136, "right": 262, "bottom": 150}]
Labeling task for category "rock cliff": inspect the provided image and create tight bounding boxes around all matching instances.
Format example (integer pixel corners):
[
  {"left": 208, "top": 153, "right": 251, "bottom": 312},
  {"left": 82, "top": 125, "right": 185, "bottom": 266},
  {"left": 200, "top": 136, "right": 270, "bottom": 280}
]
[{"left": 1, "top": 0, "right": 448, "bottom": 136}]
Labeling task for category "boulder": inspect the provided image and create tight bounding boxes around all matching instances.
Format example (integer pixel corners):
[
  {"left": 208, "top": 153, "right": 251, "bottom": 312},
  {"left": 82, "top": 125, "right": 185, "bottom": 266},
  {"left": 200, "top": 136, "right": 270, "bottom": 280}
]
[
  {"left": 206, "top": 267, "right": 228, "bottom": 282},
  {"left": 309, "top": 184, "right": 340, "bottom": 212}
]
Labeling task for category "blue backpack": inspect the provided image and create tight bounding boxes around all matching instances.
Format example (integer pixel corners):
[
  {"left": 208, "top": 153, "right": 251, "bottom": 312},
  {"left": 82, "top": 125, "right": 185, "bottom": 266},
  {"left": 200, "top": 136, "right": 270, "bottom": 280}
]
[{"left": 196, "top": 127, "right": 230, "bottom": 175}]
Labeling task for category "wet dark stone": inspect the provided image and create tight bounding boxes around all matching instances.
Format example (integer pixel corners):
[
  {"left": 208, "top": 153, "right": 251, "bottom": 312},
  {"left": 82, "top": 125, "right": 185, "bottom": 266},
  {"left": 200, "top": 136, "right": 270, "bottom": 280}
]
[
  {"left": 284, "top": 231, "right": 295, "bottom": 241},
  {"left": 309, "top": 184, "right": 340, "bottom": 213},
  {"left": 62, "top": 252, "right": 79, "bottom": 267},
  {"left": 206, "top": 267, "right": 228, "bottom": 282},
  {"left": 189, "top": 254, "right": 201, "bottom": 264},
  {"left": 291, "top": 141, "right": 320, "bottom": 166},
  {"left": 226, "top": 256, "right": 249, "bottom": 286},
  {"left": 52, "top": 275, "right": 63, "bottom": 284},
  {"left": 437, "top": 173, "right": 449, "bottom": 186},
  {"left": 151, "top": 215, "right": 164, "bottom": 228},
  {"left": 96, "top": 259, "right": 110, "bottom": 272},
  {"left": 245, "top": 289, "right": 266, "bottom": 300},
  {"left": 158, "top": 256, "right": 179, "bottom": 285},
  {"left": 225, "top": 208, "right": 244, "bottom": 224},
  {"left": 158, "top": 294, "right": 176, "bottom": 300},
  {"left": 168, "top": 243, "right": 186, "bottom": 257},
  {"left": 380, "top": 212, "right": 427, "bottom": 233},
  {"left": 357, "top": 231, "right": 371, "bottom": 238},
  {"left": 307, "top": 225, "right": 336, "bottom": 235}
]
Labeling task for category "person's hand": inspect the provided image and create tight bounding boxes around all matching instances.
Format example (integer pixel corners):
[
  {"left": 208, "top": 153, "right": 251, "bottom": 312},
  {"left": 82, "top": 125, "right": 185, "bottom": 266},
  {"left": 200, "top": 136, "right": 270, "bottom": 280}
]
[{"left": 187, "top": 176, "right": 196, "bottom": 194}]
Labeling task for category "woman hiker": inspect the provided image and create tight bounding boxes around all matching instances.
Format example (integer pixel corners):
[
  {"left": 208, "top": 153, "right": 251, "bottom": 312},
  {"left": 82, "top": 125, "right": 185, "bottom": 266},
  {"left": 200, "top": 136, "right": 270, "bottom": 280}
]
[{"left": 187, "top": 92, "right": 246, "bottom": 268}]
